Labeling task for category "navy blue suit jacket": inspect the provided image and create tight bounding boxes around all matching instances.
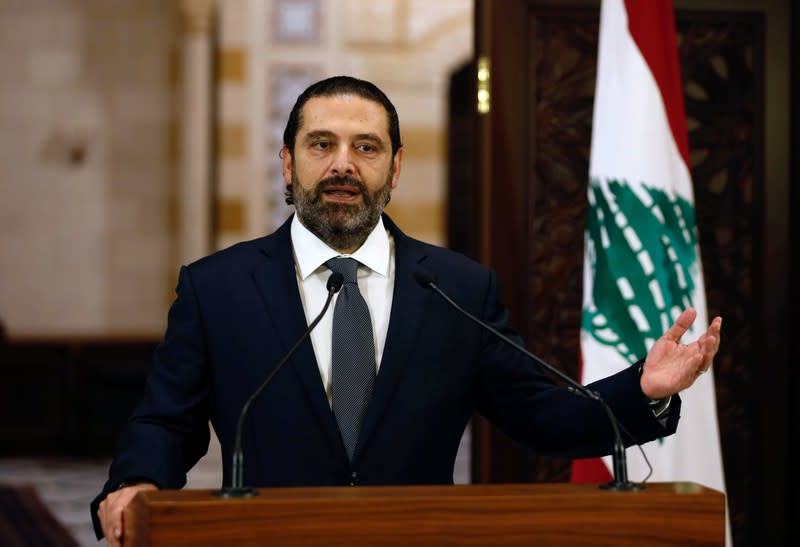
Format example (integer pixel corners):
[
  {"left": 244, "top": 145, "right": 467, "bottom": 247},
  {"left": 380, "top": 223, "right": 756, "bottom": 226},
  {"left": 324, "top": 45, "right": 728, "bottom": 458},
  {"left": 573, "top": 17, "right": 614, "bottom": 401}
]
[{"left": 92, "top": 215, "right": 679, "bottom": 537}]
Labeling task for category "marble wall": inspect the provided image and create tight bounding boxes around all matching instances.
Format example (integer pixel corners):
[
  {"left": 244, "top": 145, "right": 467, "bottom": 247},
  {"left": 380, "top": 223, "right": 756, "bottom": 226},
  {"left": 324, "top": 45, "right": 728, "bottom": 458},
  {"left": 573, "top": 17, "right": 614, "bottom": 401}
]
[
  {"left": 215, "top": 0, "right": 473, "bottom": 250},
  {"left": 0, "top": 0, "right": 178, "bottom": 337},
  {"left": 0, "top": 0, "right": 473, "bottom": 336}
]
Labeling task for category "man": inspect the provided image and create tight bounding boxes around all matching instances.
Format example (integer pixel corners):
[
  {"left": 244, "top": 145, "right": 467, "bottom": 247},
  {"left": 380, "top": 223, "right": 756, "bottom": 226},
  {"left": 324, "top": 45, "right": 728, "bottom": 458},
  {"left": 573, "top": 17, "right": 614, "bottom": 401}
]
[{"left": 93, "top": 76, "right": 721, "bottom": 544}]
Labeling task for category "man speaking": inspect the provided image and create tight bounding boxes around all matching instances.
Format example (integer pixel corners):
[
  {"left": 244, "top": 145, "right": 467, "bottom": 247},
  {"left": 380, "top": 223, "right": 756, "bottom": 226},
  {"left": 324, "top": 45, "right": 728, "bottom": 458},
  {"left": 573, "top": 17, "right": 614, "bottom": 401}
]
[{"left": 93, "top": 76, "right": 722, "bottom": 545}]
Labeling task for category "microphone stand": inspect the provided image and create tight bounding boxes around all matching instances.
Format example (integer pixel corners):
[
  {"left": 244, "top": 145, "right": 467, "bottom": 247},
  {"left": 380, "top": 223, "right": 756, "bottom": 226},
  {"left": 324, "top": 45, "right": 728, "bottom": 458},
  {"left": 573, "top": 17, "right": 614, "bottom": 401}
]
[
  {"left": 213, "top": 272, "right": 344, "bottom": 498},
  {"left": 415, "top": 271, "right": 642, "bottom": 491}
]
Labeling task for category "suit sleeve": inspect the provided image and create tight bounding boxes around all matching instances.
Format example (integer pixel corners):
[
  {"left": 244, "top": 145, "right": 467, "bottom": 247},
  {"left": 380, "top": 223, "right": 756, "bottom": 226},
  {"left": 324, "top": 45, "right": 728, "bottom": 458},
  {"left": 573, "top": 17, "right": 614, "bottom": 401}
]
[
  {"left": 473, "top": 269, "right": 680, "bottom": 458},
  {"left": 90, "top": 266, "right": 213, "bottom": 538}
]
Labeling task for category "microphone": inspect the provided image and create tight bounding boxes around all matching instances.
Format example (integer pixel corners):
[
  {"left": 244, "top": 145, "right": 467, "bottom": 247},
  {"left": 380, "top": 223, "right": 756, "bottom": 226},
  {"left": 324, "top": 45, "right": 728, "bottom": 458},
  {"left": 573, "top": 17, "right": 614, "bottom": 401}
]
[
  {"left": 213, "top": 271, "right": 344, "bottom": 498},
  {"left": 413, "top": 269, "right": 642, "bottom": 491}
]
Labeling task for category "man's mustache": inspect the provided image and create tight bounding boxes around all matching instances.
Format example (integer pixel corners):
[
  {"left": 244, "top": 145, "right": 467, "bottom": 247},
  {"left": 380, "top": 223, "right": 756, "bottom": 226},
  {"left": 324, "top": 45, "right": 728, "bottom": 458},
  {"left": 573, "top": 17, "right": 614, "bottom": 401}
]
[{"left": 313, "top": 177, "right": 367, "bottom": 197}]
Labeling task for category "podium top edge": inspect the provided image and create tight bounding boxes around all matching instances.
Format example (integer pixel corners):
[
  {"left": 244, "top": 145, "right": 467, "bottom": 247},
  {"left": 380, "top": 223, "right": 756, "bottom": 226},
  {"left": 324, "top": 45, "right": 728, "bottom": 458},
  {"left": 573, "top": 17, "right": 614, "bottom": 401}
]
[{"left": 139, "top": 481, "right": 723, "bottom": 504}]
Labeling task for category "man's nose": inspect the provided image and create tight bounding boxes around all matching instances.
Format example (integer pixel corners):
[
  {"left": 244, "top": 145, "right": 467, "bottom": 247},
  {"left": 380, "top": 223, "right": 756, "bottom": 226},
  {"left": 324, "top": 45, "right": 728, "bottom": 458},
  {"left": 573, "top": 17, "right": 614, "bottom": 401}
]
[{"left": 330, "top": 145, "right": 355, "bottom": 177}]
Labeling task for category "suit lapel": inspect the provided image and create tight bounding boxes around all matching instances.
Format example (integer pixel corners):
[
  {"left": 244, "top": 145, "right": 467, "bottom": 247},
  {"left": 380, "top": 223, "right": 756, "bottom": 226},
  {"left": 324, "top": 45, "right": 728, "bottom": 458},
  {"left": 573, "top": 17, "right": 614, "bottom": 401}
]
[
  {"left": 250, "top": 217, "right": 344, "bottom": 455},
  {"left": 355, "top": 216, "right": 432, "bottom": 458}
]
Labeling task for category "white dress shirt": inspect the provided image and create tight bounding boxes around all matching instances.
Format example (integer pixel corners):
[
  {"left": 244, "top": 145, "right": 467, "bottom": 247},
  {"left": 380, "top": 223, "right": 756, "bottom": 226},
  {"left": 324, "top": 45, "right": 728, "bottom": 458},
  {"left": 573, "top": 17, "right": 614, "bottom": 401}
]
[{"left": 291, "top": 215, "right": 395, "bottom": 404}]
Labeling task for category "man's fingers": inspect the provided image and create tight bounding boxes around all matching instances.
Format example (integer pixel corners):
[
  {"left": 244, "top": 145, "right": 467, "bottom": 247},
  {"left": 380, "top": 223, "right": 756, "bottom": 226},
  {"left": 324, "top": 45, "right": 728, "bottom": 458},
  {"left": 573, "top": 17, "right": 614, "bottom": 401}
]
[
  {"left": 98, "top": 491, "right": 125, "bottom": 546},
  {"left": 698, "top": 318, "right": 723, "bottom": 370},
  {"left": 705, "top": 334, "right": 719, "bottom": 354},
  {"left": 108, "top": 502, "right": 123, "bottom": 547},
  {"left": 663, "top": 308, "right": 697, "bottom": 343},
  {"left": 100, "top": 483, "right": 157, "bottom": 545},
  {"left": 644, "top": 312, "right": 723, "bottom": 397},
  {"left": 98, "top": 499, "right": 112, "bottom": 546},
  {"left": 710, "top": 317, "right": 722, "bottom": 350},
  {"left": 115, "top": 507, "right": 125, "bottom": 544}
]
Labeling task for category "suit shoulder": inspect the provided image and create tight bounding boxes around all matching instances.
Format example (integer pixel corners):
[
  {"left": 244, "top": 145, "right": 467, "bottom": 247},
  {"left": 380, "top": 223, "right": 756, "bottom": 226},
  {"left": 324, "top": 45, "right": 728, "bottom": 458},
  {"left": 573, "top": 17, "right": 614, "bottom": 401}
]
[
  {"left": 385, "top": 215, "right": 488, "bottom": 276},
  {"left": 186, "top": 236, "right": 270, "bottom": 271},
  {"left": 401, "top": 235, "right": 493, "bottom": 282},
  {"left": 179, "top": 224, "right": 290, "bottom": 291},
  {"left": 426, "top": 242, "right": 487, "bottom": 272}
]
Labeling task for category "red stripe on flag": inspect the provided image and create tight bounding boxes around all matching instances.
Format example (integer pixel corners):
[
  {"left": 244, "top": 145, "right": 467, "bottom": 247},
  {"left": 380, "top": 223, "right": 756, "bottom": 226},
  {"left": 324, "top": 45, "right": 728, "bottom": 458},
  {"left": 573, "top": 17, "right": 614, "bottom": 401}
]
[
  {"left": 570, "top": 351, "right": 613, "bottom": 483},
  {"left": 571, "top": 457, "right": 614, "bottom": 484},
  {"left": 623, "top": 0, "right": 690, "bottom": 167}
]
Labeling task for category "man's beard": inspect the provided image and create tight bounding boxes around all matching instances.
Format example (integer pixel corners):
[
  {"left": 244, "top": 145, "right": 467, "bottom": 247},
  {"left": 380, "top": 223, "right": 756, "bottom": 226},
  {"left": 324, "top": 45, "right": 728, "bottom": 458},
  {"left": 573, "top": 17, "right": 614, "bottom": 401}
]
[{"left": 291, "top": 172, "right": 392, "bottom": 252}]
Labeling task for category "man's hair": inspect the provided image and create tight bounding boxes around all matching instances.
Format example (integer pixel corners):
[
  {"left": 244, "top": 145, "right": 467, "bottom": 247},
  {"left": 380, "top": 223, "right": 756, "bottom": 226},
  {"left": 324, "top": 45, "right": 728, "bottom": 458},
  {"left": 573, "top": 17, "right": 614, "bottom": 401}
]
[{"left": 282, "top": 75, "right": 403, "bottom": 157}]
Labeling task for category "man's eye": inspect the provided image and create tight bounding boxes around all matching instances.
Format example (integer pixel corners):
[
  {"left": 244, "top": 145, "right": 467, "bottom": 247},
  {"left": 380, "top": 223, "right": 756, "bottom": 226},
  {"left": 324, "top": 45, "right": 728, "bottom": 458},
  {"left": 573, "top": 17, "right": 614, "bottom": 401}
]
[
  {"left": 356, "top": 144, "right": 376, "bottom": 153},
  {"left": 312, "top": 141, "right": 330, "bottom": 150}
]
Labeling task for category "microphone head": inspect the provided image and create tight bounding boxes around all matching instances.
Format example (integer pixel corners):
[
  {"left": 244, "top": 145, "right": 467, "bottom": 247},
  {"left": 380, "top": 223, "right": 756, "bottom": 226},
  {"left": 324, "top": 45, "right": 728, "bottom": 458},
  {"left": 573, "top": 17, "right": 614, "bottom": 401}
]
[
  {"left": 413, "top": 269, "right": 436, "bottom": 288},
  {"left": 327, "top": 272, "right": 344, "bottom": 293}
]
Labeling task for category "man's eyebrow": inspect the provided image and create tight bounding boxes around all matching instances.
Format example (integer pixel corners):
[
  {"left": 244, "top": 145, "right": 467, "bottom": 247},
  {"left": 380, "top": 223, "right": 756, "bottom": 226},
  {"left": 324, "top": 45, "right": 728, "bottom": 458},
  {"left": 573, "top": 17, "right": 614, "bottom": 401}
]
[
  {"left": 302, "top": 130, "right": 336, "bottom": 142},
  {"left": 301, "top": 130, "right": 386, "bottom": 147},
  {"left": 352, "top": 133, "right": 385, "bottom": 145}
]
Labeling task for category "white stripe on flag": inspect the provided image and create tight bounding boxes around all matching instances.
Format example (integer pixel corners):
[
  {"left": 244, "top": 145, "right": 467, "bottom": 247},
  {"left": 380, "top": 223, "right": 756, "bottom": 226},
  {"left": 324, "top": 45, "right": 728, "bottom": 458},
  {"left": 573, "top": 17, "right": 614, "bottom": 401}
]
[{"left": 580, "top": 0, "right": 728, "bottom": 542}]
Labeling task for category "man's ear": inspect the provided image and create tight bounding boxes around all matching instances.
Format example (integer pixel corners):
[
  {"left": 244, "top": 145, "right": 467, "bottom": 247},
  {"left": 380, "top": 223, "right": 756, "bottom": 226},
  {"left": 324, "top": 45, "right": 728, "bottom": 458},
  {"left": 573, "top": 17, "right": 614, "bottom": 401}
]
[
  {"left": 390, "top": 147, "right": 404, "bottom": 190},
  {"left": 281, "top": 146, "right": 292, "bottom": 185}
]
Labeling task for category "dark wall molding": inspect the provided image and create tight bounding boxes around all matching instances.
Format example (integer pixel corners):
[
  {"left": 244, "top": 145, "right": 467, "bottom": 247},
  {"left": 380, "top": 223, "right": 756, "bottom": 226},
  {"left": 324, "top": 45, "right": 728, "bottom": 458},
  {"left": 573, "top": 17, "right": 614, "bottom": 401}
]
[{"left": 0, "top": 340, "right": 157, "bottom": 457}]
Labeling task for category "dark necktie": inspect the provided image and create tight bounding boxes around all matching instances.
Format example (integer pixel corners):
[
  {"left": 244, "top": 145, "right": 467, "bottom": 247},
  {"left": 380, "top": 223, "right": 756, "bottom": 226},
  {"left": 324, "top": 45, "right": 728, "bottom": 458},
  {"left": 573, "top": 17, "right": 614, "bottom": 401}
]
[{"left": 325, "top": 257, "right": 376, "bottom": 460}]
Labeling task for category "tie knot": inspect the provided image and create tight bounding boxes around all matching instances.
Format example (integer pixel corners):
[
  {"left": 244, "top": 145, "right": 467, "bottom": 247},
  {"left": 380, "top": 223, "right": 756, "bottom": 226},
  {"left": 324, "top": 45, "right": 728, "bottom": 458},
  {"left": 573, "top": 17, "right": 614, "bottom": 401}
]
[{"left": 325, "top": 257, "right": 359, "bottom": 284}]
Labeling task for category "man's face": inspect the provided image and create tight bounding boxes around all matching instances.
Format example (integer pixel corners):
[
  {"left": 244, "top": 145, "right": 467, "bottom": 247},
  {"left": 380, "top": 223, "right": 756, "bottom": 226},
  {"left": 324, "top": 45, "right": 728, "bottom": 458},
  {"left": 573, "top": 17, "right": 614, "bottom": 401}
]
[{"left": 282, "top": 94, "right": 403, "bottom": 252}]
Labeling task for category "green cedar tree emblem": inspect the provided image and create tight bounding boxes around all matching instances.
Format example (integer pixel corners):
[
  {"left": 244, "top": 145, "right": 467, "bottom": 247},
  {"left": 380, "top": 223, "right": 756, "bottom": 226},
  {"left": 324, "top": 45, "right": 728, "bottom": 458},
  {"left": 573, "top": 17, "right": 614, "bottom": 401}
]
[{"left": 583, "top": 177, "right": 700, "bottom": 364}]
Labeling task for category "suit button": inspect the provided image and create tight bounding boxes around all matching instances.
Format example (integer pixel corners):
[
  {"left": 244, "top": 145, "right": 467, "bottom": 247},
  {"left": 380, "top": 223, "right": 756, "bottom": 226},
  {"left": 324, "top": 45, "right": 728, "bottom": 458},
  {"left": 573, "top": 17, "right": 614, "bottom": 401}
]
[{"left": 350, "top": 471, "right": 359, "bottom": 486}]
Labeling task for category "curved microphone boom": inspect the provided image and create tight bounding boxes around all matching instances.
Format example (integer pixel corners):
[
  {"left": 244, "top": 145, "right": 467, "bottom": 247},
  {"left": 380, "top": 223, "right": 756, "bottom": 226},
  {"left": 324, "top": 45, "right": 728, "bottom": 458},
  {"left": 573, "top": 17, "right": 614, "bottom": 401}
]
[
  {"left": 213, "top": 271, "right": 344, "bottom": 498},
  {"left": 413, "top": 269, "right": 643, "bottom": 491}
]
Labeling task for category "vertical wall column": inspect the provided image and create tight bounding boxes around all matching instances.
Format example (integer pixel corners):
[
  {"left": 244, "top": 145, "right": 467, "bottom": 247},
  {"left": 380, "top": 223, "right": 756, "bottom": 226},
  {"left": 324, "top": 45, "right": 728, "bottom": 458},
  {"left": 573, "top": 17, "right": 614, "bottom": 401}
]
[{"left": 177, "top": 0, "right": 216, "bottom": 265}]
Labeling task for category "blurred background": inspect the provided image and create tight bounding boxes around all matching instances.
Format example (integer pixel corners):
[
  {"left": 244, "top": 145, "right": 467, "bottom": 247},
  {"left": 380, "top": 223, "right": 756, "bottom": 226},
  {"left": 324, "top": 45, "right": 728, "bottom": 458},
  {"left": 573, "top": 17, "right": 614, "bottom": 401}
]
[{"left": 0, "top": 0, "right": 796, "bottom": 545}]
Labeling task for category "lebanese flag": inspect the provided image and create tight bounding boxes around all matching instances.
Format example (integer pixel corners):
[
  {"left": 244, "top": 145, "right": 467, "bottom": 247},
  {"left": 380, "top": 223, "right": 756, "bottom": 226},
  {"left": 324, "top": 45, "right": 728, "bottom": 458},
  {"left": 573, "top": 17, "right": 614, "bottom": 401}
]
[{"left": 572, "top": 0, "right": 727, "bottom": 520}]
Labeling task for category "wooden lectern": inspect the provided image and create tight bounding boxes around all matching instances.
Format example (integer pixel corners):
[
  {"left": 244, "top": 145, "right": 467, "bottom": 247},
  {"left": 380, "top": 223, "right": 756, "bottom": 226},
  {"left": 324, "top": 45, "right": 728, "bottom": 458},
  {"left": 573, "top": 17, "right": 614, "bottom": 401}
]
[{"left": 125, "top": 482, "right": 724, "bottom": 546}]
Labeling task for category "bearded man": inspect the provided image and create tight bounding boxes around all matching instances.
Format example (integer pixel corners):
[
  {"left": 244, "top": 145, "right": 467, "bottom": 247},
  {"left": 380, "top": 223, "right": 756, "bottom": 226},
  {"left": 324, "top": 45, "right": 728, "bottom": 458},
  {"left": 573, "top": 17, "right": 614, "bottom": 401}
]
[{"left": 93, "top": 76, "right": 722, "bottom": 545}]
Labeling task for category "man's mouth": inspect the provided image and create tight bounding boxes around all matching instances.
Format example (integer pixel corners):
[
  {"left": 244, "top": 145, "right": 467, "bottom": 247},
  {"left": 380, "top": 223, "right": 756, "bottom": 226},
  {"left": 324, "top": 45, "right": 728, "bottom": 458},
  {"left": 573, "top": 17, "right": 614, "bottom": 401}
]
[{"left": 322, "top": 185, "right": 362, "bottom": 202}]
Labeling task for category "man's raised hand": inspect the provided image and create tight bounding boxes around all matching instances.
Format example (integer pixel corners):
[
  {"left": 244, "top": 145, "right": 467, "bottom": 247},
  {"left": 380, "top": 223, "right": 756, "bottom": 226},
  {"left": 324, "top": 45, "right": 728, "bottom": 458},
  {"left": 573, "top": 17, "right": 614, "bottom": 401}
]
[{"left": 640, "top": 308, "right": 722, "bottom": 400}]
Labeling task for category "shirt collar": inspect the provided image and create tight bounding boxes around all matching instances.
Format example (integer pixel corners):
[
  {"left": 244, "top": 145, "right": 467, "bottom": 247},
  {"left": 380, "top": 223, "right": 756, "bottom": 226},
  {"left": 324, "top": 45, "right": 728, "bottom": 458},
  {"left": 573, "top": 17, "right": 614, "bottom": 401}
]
[{"left": 291, "top": 214, "right": 391, "bottom": 280}]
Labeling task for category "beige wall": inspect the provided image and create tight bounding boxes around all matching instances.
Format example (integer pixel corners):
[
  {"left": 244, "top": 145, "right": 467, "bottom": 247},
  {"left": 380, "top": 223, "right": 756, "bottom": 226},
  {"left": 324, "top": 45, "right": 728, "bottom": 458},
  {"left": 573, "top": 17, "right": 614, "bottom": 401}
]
[
  {"left": 215, "top": 0, "right": 473, "bottom": 250},
  {"left": 0, "top": 0, "right": 473, "bottom": 337},
  {"left": 0, "top": 0, "right": 177, "bottom": 337}
]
